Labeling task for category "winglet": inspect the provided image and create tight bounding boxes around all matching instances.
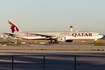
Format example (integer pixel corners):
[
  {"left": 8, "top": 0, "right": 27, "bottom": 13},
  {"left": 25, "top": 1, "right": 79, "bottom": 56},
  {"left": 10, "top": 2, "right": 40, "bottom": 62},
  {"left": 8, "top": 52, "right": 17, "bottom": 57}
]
[{"left": 8, "top": 19, "right": 22, "bottom": 33}]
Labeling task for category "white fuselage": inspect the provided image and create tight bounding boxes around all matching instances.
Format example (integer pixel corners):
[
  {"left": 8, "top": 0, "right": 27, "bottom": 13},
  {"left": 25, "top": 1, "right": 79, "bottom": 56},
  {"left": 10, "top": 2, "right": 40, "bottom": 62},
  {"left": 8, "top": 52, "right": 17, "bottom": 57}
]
[{"left": 13, "top": 32, "right": 103, "bottom": 41}]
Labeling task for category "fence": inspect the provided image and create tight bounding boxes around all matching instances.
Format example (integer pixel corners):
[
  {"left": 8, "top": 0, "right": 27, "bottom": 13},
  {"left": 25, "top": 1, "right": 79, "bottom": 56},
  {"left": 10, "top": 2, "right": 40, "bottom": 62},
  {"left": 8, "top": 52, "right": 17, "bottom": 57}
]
[{"left": 0, "top": 55, "right": 105, "bottom": 70}]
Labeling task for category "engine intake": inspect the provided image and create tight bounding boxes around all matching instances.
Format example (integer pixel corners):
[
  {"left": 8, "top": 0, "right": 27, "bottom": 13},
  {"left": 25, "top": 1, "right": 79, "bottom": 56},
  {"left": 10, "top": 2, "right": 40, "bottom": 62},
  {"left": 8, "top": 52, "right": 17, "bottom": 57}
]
[{"left": 66, "top": 40, "right": 73, "bottom": 42}]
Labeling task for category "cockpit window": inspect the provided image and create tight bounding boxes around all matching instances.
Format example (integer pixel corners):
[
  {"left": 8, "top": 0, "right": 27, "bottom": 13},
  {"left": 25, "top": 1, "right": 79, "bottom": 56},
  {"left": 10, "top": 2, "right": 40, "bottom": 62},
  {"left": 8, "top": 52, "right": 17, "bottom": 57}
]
[{"left": 99, "top": 34, "right": 102, "bottom": 35}]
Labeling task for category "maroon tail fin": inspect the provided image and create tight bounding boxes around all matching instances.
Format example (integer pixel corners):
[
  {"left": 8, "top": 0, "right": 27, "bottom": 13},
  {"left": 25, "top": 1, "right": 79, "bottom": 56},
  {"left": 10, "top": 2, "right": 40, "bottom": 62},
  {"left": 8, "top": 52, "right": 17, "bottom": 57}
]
[{"left": 8, "top": 19, "right": 22, "bottom": 33}]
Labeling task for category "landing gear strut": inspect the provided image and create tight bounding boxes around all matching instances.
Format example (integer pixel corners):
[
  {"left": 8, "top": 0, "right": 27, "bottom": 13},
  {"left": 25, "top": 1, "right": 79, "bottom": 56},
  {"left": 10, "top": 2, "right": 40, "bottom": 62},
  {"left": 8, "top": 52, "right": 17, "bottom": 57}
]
[
  {"left": 94, "top": 39, "right": 97, "bottom": 44},
  {"left": 50, "top": 38, "right": 52, "bottom": 44}
]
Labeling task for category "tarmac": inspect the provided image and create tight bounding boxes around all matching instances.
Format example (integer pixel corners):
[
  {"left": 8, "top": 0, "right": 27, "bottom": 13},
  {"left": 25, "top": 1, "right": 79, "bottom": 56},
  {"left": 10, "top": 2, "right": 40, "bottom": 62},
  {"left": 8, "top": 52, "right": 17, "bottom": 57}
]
[{"left": 0, "top": 42, "right": 105, "bottom": 70}]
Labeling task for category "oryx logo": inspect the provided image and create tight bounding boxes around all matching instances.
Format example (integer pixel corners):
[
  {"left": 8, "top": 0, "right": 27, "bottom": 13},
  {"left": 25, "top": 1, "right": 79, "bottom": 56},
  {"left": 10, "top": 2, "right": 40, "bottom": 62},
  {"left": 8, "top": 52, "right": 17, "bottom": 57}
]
[{"left": 8, "top": 21, "right": 19, "bottom": 33}]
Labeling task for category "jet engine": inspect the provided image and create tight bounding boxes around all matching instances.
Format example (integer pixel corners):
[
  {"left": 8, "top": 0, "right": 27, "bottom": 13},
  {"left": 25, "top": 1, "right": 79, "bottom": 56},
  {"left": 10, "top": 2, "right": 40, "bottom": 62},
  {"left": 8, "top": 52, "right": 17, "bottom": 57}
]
[
  {"left": 57, "top": 37, "right": 73, "bottom": 42},
  {"left": 57, "top": 37, "right": 66, "bottom": 42}
]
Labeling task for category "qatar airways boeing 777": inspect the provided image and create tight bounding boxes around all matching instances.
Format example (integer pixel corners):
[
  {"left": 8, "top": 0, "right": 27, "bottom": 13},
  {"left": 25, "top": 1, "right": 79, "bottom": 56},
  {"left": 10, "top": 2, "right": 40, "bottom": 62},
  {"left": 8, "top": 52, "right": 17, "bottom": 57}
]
[{"left": 5, "top": 19, "right": 103, "bottom": 43}]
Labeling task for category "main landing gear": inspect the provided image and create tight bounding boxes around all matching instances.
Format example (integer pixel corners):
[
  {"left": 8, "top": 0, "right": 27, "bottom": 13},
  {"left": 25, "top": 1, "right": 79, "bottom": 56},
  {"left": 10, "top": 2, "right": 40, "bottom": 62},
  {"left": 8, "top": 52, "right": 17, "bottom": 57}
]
[{"left": 49, "top": 38, "right": 58, "bottom": 44}]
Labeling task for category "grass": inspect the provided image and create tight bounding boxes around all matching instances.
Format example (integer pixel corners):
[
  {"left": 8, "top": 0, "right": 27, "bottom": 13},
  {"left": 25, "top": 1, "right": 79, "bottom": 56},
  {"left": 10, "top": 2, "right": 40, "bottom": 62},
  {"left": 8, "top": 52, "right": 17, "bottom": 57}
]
[
  {"left": 0, "top": 43, "right": 29, "bottom": 47},
  {"left": 92, "top": 43, "right": 105, "bottom": 46}
]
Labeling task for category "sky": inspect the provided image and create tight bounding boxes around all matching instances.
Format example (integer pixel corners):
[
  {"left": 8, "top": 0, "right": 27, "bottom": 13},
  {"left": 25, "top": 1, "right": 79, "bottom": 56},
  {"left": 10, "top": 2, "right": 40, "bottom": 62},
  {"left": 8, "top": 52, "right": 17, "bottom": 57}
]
[{"left": 0, "top": 0, "right": 105, "bottom": 34}]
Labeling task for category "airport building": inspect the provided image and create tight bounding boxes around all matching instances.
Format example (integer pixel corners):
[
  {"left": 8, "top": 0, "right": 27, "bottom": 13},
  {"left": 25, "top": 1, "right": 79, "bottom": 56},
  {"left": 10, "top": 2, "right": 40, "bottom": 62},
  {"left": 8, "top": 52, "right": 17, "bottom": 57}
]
[{"left": 0, "top": 34, "right": 9, "bottom": 39}]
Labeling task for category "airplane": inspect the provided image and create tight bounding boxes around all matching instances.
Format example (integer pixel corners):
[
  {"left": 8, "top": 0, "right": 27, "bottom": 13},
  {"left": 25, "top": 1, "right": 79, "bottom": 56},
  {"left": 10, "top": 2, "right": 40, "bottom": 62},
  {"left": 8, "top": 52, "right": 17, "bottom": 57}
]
[{"left": 5, "top": 19, "right": 103, "bottom": 43}]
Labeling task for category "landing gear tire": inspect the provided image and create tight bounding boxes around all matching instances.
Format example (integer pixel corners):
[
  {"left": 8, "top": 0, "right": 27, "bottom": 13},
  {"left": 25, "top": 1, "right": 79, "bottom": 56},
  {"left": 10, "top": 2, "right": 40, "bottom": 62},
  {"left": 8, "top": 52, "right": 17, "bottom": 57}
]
[
  {"left": 49, "top": 38, "right": 52, "bottom": 44},
  {"left": 49, "top": 38, "right": 59, "bottom": 44},
  {"left": 54, "top": 40, "right": 58, "bottom": 44}
]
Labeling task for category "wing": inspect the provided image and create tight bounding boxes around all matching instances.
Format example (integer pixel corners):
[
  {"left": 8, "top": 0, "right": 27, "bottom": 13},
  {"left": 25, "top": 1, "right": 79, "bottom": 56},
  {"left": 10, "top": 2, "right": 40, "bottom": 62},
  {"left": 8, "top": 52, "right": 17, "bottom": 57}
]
[{"left": 4, "top": 33, "right": 16, "bottom": 37}]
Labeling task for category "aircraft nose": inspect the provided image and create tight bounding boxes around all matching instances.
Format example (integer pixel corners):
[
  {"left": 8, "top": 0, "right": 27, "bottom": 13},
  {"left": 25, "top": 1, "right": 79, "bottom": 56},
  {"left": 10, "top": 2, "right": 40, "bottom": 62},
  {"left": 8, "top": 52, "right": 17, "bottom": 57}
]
[{"left": 101, "top": 35, "right": 104, "bottom": 39}]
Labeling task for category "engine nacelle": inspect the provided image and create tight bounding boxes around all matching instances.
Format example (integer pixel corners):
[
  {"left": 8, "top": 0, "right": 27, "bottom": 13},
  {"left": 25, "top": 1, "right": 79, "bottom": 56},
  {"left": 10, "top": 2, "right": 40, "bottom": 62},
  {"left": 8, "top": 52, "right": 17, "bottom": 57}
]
[
  {"left": 57, "top": 37, "right": 66, "bottom": 42},
  {"left": 57, "top": 37, "right": 73, "bottom": 42}
]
